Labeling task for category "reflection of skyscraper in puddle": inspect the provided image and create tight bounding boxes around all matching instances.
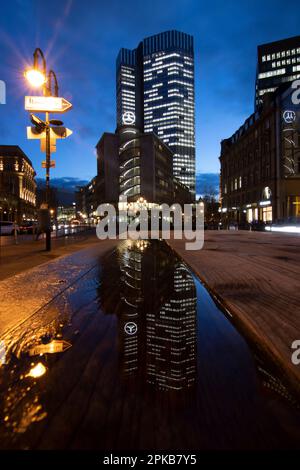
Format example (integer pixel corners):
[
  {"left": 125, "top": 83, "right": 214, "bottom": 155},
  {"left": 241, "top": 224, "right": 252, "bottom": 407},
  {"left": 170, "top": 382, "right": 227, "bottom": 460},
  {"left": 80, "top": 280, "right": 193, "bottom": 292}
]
[
  {"left": 117, "top": 240, "right": 197, "bottom": 391},
  {"left": 146, "top": 263, "right": 197, "bottom": 391},
  {"left": 118, "top": 240, "right": 145, "bottom": 376}
]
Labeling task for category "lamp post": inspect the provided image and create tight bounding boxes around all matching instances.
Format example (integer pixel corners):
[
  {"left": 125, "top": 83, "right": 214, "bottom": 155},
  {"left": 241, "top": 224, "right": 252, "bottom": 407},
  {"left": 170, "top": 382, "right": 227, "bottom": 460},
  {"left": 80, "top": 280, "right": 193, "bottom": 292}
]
[{"left": 24, "top": 48, "right": 59, "bottom": 251}]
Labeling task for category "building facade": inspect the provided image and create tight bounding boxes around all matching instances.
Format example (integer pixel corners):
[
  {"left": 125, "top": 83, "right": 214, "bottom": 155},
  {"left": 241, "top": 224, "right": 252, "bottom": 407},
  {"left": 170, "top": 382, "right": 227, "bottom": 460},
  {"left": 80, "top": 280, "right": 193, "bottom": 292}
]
[
  {"left": 116, "top": 30, "right": 196, "bottom": 195},
  {"left": 0, "top": 145, "right": 36, "bottom": 222},
  {"left": 116, "top": 48, "right": 136, "bottom": 128},
  {"left": 96, "top": 125, "right": 175, "bottom": 205},
  {"left": 75, "top": 177, "right": 99, "bottom": 223},
  {"left": 220, "top": 84, "right": 300, "bottom": 226},
  {"left": 255, "top": 35, "right": 300, "bottom": 109},
  {"left": 118, "top": 125, "right": 174, "bottom": 205},
  {"left": 95, "top": 124, "right": 191, "bottom": 209}
]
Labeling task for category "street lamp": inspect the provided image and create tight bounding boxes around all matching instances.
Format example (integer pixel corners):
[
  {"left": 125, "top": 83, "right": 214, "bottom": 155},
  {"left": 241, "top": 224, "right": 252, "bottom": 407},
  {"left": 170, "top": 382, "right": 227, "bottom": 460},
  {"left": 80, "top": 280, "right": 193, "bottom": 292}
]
[
  {"left": 24, "top": 48, "right": 60, "bottom": 251},
  {"left": 24, "top": 48, "right": 47, "bottom": 90},
  {"left": 24, "top": 48, "right": 59, "bottom": 97},
  {"left": 24, "top": 69, "right": 46, "bottom": 88}
]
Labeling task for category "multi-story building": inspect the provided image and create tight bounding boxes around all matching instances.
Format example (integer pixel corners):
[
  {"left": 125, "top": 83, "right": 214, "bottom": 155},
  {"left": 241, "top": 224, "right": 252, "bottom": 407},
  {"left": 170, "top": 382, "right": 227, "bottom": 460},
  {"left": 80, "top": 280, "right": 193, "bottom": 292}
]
[
  {"left": 116, "top": 30, "right": 196, "bottom": 195},
  {"left": 116, "top": 48, "right": 136, "bottom": 128},
  {"left": 95, "top": 124, "right": 192, "bottom": 207},
  {"left": 75, "top": 176, "right": 98, "bottom": 223},
  {"left": 255, "top": 35, "right": 300, "bottom": 109},
  {"left": 220, "top": 84, "right": 300, "bottom": 226},
  {"left": 0, "top": 145, "right": 36, "bottom": 222}
]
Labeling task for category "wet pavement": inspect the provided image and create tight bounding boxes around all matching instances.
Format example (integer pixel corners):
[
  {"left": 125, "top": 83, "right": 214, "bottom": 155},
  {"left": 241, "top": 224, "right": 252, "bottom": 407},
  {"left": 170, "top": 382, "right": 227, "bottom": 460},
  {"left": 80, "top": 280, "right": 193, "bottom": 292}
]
[
  {"left": 0, "top": 226, "right": 87, "bottom": 246},
  {"left": 0, "top": 239, "right": 300, "bottom": 450}
]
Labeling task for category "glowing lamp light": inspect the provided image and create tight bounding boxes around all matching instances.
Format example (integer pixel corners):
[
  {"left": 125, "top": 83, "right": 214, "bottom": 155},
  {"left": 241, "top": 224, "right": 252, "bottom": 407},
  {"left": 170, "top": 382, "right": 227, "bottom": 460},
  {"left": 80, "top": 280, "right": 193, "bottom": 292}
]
[
  {"left": 27, "top": 362, "right": 47, "bottom": 378},
  {"left": 24, "top": 69, "right": 46, "bottom": 88}
]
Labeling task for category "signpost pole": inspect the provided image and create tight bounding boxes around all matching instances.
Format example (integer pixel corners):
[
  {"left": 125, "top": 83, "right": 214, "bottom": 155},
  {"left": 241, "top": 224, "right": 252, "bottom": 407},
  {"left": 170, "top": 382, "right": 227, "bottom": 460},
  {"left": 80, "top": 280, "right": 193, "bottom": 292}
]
[{"left": 45, "top": 111, "right": 51, "bottom": 251}]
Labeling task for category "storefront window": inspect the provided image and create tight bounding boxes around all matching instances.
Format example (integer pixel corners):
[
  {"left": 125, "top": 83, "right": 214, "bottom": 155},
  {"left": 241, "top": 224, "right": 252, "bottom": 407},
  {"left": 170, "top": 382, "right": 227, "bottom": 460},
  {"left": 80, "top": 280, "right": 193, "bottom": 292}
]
[
  {"left": 290, "top": 196, "right": 300, "bottom": 218},
  {"left": 262, "top": 206, "right": 272, "bottom": 222},
  {"left": 246, "top": 207, "right": 259, "bottom": 222},
  {"left": 246, "top": 209, "right": 253, "bottom": 223}
]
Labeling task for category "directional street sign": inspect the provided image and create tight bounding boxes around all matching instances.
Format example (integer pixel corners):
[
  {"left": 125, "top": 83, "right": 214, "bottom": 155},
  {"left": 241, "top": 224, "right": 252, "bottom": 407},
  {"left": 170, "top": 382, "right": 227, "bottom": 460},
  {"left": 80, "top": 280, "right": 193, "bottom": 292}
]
[
  {"left": 25, "top": 95, "right": 72, "bottom": 113},
  {"left": 27, "top": 126, "right": 44, "bottom": 139},
  {"left": 50, "top": 126, "right": 73, "bottom": 138},
  {"left": 29, "top": 340, "right": 72, "bottom": 356},
  {"left": 40, "top": 138, "right": 56, "bottom": 153},
  {"left": 42, "top": 160, "right": 56, "bottom": 168},
  {"left": 27, "top": 126, "right": 72, "bottom": 140}
]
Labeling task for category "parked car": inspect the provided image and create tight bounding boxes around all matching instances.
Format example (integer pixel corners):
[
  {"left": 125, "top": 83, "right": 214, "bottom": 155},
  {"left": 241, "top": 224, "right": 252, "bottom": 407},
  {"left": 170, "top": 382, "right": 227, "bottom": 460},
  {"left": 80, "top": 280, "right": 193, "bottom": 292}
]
[
  {"left": 0, "top": 221, "right": 20, "bottom": 235},
  {"left": 19, "top": 220, "right": 37, "bottom": 234}
]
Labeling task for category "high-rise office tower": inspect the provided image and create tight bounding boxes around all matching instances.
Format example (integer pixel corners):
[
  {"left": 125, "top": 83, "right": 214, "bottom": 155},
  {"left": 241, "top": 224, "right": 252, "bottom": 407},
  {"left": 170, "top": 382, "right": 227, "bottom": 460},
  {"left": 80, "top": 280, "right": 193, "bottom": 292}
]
[
  {"left": 116, "top": 31, "right": 196, "bottom": 195},
  {"left": 255, "top": 35, "right": 300, "bottom": 109},
  {"left": 116, "top": 48, "right": 136, "bottom": 128}
]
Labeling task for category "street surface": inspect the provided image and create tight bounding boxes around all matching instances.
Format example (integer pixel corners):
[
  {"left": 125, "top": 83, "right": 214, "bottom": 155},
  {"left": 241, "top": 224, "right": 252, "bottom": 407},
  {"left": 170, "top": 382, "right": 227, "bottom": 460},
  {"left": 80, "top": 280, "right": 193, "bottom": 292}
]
[
  {"left": 0, "top": 227, "right": 100, "bottom": 281},
  {"left": 168, "top": 230, "right": 300, "bottom": 396},
  {"left": 0, "top": 239, "right": 299, "bottom": 450}
]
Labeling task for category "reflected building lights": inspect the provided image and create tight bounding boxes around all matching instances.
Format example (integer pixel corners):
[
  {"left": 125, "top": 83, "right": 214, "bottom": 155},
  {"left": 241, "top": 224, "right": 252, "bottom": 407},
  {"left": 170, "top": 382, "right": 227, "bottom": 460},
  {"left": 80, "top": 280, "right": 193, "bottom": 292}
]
[{"left": 112, "top": 240, "right": 197, "bottom": 391}]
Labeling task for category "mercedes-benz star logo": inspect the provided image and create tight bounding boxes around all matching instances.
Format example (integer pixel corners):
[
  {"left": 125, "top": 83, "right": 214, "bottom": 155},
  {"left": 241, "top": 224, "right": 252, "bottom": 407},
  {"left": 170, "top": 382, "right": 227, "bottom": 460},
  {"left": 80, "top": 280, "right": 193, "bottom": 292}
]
[
  {"left": 283, "top": 110, "right": 296, "bottom": 124},
  {"left": 122, "top": 111, "right": 136, "bottom": 125},
  {"left": 124, "top": 322, "right": 137, "bottom": 335}
]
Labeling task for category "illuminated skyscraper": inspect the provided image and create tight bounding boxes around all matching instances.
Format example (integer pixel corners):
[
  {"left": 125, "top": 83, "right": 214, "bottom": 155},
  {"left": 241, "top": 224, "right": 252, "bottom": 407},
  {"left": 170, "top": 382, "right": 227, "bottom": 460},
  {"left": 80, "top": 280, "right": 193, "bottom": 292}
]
[
  {"left": 255, "top": 35, "right": 300, "bottom": 109},
  {"left": 116, "top": 31, "right": 196, "bottom": 195},
  {"left": 116, "top": 48, "right": 136, "bottom": 127}
]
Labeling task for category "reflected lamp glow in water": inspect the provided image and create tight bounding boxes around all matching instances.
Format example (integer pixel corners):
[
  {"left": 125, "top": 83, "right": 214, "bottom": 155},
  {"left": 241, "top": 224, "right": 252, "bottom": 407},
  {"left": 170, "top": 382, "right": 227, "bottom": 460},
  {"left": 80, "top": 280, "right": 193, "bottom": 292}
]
[{"left": 26, "top": 363, "right": 47, "bottom": 379}]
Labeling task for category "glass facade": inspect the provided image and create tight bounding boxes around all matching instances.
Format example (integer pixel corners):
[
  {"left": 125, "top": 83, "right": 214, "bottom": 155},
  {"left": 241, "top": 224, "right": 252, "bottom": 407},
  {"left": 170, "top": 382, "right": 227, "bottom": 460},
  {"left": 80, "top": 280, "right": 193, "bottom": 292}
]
[
  {"left": 116, "top": 48, "right": 136, "bottom": 127},
  {"left": 116, "top": 31, "right": 196, "bottom": 196},
  {"left": 255, "top": 36, "right": 300, "bottom": 109}
]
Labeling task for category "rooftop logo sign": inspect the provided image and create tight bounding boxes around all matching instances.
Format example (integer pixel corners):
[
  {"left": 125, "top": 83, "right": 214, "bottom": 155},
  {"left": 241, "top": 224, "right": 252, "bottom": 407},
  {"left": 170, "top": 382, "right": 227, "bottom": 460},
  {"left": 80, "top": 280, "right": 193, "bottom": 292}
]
[
  {"left": 122, "top": 111, "right": 136, "bottom": 125},
  {"left": 283, "top": 110, "right": 296, "bottom": 124},
  {"left": 0, "top": 80, "right": 6, "bottom": 104},
  {"left": 124, "top": 322, "right": 138, "bottom": 335}
]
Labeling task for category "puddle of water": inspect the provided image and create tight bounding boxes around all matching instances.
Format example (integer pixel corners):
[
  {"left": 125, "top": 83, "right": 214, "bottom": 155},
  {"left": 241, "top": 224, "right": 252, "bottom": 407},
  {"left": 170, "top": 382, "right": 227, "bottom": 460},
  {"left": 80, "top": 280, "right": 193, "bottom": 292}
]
[{"left": 0, "top": 239, "right": 300, "bottom": 450}]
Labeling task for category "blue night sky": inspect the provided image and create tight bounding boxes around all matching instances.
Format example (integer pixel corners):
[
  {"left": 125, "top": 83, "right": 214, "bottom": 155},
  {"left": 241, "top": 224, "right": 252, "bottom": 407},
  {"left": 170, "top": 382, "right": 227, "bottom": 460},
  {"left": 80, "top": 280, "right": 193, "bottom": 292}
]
[{"left": 0, "top": 0, "right": 300, "bottom": 181}]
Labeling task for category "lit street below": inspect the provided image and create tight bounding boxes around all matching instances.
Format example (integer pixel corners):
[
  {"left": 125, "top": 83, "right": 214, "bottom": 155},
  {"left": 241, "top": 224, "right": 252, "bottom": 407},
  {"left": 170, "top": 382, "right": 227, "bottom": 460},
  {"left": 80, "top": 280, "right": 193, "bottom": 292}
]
[{"left": 0, "top": 239, "right": 299, "bottom": 450}]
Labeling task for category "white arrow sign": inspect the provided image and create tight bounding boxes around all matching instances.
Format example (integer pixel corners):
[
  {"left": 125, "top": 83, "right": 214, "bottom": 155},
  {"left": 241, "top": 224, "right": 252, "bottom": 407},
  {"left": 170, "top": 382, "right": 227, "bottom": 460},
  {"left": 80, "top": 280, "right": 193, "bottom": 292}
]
[
  {"left": 29, "top": 340, "right": 72, "bottom": 356},
  {"left": 25, "top": 96, "right": 72, "bottom": 113},
  {"left": 50, "top": 127, "right": 73, "bottom": 138},
  {"left": 27, "top": 126, "right": 73, "bottom": 140},
  {"left": 27, "top": 127, "right": 44, "bottom": 139}
]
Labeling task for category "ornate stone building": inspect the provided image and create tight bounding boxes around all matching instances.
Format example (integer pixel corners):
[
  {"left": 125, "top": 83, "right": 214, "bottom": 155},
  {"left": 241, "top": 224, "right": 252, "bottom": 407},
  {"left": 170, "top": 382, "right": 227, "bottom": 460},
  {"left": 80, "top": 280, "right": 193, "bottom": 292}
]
[
  {"left": 220, "top": 84, "right": 300, "bottom": 226},
  {"left": 0, "top": 145, "right": 36, "bottom": 222}
]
